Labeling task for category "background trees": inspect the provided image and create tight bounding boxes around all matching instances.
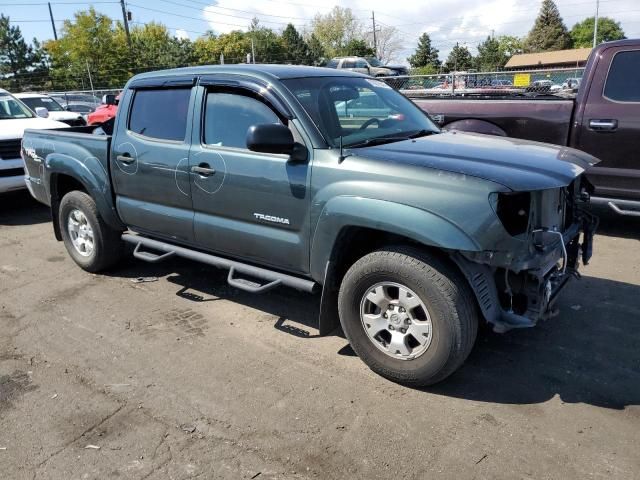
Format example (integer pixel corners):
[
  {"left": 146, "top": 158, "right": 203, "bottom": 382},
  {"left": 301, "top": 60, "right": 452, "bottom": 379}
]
[
  {"left": 443, "top": 43, "right": 474, "bottom": 72},
  {"left": 524, "top": 0, "right": 572, "bottom": 52},
  {"left": 407, "top": 33, "right": 441, "bottom": 73},
  {"left": 570, "top": 17, "right": 626, "bottom": 47}
]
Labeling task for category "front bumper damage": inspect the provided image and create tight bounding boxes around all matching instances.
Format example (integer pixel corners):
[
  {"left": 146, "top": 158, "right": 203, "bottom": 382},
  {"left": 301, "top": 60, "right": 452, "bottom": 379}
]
[{"left": 453, "top": 189, "right": 598, "bottom": 333}]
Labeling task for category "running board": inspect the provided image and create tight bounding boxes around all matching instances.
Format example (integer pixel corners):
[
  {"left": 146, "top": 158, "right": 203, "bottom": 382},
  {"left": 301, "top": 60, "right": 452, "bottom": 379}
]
[
  {"left": 591, "top": 197, "right": 640, "bottom": 217},
  {"left": 122, "top": 233, "right": 317, "bottom": 294}
]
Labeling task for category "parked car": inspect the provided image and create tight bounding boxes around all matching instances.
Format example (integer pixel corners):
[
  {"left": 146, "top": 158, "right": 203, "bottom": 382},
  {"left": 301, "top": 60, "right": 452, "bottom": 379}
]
[
  {"left": 50, "top": 93, "right": 101, "bottom": 107},
  {"left": 326, "top": 56, "right": 408, "bottom": 77},
  {"left": 408, "top": 39, "right": 640, "bottom": 216},
  {"left": 23, "top": 65, "right": 598, "bottom": 386},
  {"left": 87, "top": 93, "right": 119, "bottom": 125},
  {"left": 526, "top": 79, "right": 562, "bottom": 93},
  {"left": 15, "top": 93, "right": 86, "bottom": 126},
  {"left": 0, "top": 89, "right": 67, "bottom": 193},
  {"left": 562, "top": 77, "right": 582, "bottom": 90},
  {"left": 64, "top": 103, "right": 95, "bottom": 123}
]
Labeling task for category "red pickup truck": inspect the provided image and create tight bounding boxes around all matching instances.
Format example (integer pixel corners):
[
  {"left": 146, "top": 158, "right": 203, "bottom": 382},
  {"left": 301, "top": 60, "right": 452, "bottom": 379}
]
[{"left": 408, "top": 39, "right": 640, "bottom": 216}]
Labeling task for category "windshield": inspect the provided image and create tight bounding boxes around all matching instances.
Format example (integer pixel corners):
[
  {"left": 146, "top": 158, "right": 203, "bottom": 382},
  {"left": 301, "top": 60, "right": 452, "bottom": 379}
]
[
  {"left": 283, "top": 77, "right": 439, "bottom": 148},
  {"left": 366, "top": 57, "right": 383, "bottom": 67},
  {"left": 0, "top": 94, "right": 35, "bottom": 119},
  {"left": 20, "top": 96, "right": 64, "bottom": 112}
]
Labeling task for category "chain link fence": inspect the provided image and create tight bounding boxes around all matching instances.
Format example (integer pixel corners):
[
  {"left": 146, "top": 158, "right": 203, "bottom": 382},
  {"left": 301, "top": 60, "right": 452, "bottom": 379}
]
[
  {"left": 45, "top": 89, "right": 122, "bottom": 107},
  {"left": 382, "top": 67, "right": 585, "bottom": 98}
]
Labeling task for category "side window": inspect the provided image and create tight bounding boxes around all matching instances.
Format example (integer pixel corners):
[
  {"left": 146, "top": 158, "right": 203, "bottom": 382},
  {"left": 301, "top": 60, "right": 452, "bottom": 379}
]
[
  {"left": 355, "top": 60, "right": 368, "bottom": 69},
  {"left": 604, "top": 50, "right": 640, "bottom": 102},
  {"left": 326, "top": 59, "right": 339, "bottom": 68},
  {"left": 342, "top": 60, "right": 356, "bottom": 69},
  {"left": 128, "top": 88, "right": 191, "bottom": 141},
  {"left": 204, "top": 92, "right": 282, "bottom": 148}
]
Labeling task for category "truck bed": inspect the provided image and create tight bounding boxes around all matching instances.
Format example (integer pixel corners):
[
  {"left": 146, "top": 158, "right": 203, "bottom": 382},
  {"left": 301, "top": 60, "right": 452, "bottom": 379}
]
[{"left": 410, "top": 97, "right": 575, "bottom": 146}]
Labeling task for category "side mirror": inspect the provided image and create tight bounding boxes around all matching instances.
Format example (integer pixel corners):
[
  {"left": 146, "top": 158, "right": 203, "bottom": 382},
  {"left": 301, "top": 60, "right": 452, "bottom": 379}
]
[
  {"left": 102, "top": 94, "right": 117, "bottom": 106},
  {"left": 246, "top": 123, "right": 295, "bottom": 155},
  {"left": 34, "top": 107, "right": 49, "bottom": 118}
]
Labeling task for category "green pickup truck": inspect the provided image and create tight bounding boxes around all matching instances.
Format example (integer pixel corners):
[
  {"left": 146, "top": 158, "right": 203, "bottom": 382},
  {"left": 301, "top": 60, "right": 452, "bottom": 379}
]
[{"left": 22, "top": 65, "right": 598, "bottom": 386}]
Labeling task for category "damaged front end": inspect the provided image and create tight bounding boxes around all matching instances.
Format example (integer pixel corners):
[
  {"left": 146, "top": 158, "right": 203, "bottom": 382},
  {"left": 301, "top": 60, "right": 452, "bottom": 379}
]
[{"left": 453, "top": 177, "right": 598, "bottom": 333}]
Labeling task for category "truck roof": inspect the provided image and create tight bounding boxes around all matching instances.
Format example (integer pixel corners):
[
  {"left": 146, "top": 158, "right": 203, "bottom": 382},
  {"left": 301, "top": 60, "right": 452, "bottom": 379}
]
[{"left": 128, "top": 64, "right": 367, "bottom": 84}]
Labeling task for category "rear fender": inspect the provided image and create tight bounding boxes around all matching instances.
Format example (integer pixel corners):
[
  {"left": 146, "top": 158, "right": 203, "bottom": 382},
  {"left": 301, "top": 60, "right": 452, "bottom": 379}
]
[
  {"left": 45, "top": 153, "right": 124, "bottom": 232},
  {"left": 442, "top": 119, "right": 507, "bottom": 137}
]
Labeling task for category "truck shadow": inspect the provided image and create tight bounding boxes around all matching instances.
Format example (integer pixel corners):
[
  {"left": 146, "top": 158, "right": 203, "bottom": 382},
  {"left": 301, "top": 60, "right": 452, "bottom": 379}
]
[
  {"left": 113, "top": 255, "right": 639, "bottom": 409},
  {"left": 427, "top": 274, "right": 640, "bottom": 410},
  {"left": 0, "top": 191, "right": 51, "bottom": 226},
  {"left": 591, "top": 206, "right": 640, "bottom": 240}
]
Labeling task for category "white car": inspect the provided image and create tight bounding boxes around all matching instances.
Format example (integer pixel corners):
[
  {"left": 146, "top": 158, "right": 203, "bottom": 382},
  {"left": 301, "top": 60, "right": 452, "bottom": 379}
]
[
  {"left": 15, "top": 92, "right": 86, "bottom": 127},
  {"left": 0, "top": 89, "right": 68, "bottom": 193}
]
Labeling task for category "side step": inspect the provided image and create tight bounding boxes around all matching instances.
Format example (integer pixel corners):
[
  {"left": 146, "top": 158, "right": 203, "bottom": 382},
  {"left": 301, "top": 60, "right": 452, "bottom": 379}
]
[
  {"left": 591, "top": 196, "right": 640, "bottom": 217},
  {"left": 122, "top": 233, "right": 317, "bottom": 294}
]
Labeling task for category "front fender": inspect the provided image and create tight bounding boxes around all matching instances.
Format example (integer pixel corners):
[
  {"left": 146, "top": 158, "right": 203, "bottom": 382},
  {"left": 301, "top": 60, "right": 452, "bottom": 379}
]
[
  {"left": 45, "top": 153, "right": 123, "bottom": 231},
  {"left": 309, "top": 196, "right": 481, "bottom": 281}
]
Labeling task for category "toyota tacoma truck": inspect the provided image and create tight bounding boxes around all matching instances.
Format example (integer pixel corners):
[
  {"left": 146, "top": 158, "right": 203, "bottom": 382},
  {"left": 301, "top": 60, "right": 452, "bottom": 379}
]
[
  {"left": 22, "top": 65, "right": 598, "bottom": 386},
  {"left": 404, "top": 39, "right": 640, "bottom": 217}
]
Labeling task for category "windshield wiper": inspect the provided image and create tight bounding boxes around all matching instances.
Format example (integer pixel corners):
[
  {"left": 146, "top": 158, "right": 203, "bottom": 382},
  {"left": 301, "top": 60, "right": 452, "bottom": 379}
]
[{"left": 347, "top": 129, "right": 435, "bottom": 149}]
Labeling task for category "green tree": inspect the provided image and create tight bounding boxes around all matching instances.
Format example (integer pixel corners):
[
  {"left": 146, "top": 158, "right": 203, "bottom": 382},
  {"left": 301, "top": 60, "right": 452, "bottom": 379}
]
[
  {"left": 44, "top": 8, "right": 129, "bottom": 89},
  {"left": 407, "top": 33, "right": 440, "bottom": 69},
  {"left": 570, "top": 17, "right": 625, "bottom": 48},
  {"left": 444, "top": 43, "right": 474, "bottom": 72},
  {"left": 281, "top": 23, "right": 309, "bottom": 64},
  {"left": 336, "top": 38, "right": 374, "bottom": 57},
  {"left": 497, "top": 35, "right": 524, "bottom": 57},
  {"left": 0, "top": 14, "right": 48, "bottom": 89},
  {"left": 311, "top": 6, "right": 363, "bottom": 58},
  {"left": 128, "top": 22, "right": 194, "bottom": 73},
  {"left": 524, "top": 0, "right": 571, "bottom": 52},
  {"left": 475, "top": 36, "right": 508, "bottom": 71},
  {"left": 306, "top": 33, "right": 325, "bottom": 65}
]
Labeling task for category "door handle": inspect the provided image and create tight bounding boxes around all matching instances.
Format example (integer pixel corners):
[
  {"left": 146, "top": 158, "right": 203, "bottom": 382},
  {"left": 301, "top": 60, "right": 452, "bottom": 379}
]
[
  {"left": 191, "top": 164, "right": 216, "bottom": 177},
  {"left": 116, "top": 154, "right": 135, "bottom": 164},
  {"left": 588, "top": 119, "right": 618, "bottom": 131}
]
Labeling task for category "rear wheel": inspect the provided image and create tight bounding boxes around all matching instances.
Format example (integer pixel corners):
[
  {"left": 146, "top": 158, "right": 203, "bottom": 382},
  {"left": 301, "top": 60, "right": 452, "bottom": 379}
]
[
  {"left": 338, "top": 246, "right": 478, "bottom": 386},
  {"left": 59, "top": 191, "right": 123, "bottom": 272}
]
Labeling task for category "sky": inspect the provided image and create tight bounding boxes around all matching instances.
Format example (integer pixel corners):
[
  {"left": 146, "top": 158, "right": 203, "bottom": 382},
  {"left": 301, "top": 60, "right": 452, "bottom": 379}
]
[{"left": 3, "top": 0, "right": 640, "bottom": 63}]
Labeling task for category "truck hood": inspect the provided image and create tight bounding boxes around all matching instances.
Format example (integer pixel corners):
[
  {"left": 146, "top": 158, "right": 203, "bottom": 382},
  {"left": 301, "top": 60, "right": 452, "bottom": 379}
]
[
  {"left": 354, "top": 131, "right": 600, "bottom": 191},
  {"left": 0, "top": 117, "right": 68, "bottom": 140}
]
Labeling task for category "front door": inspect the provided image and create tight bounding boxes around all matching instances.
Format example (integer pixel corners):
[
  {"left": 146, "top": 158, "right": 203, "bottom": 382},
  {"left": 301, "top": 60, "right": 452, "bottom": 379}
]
[
  {"left": 189, "top": 84, "right": 311, "bottom": 274},
  {"left": 111, "top": 83, "right": 196, "bottom": 242},
  {"left": 575, "top": 48, "right": 640, "bottom": 200}
]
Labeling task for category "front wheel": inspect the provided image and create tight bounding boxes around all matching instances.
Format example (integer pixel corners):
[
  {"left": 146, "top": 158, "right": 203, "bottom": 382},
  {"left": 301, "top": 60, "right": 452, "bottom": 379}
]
[
  {"left": 338, "top": 247, "right": 478, "bottom": 386},
  {"left": 59, "top": 191, "right": 123, "bottom": 272}
]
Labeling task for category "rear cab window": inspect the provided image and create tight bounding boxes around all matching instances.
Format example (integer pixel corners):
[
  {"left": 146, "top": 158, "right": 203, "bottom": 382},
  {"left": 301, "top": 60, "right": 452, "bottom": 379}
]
[
  {"left": 603, "top": 50, "right": 640, "bottom": 102},
  {"left": 128, "top": 88, "right": 192, "bottom": 141}
]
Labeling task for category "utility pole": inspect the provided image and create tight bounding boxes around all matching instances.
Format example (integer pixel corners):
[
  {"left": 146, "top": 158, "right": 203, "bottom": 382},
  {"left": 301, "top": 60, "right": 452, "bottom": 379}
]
[
  {"left": 593, "top": 0, "right": 600, "bottom": 48},
  {"left": 48, "top": 2, "right": 57, "bottom": 40},
  {"left": 86, "top": 60, "right": 95, "bottom": 96},
  {"left": 120, "top": 0, "right": 132, "bottom": 50},
  {"left": 371, "top": 11, "right": 377, "bottom": 58}
]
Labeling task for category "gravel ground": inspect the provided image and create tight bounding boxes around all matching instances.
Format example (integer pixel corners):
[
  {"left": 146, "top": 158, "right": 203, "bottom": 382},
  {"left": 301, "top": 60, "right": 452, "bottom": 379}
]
[{"left": 1, "top": 190, "right": 639, "bottom": 480}]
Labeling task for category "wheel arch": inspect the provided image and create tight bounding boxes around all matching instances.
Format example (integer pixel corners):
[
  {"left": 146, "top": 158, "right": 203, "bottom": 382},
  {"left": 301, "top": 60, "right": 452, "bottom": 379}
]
[
  {"left": 441, "top": 119, "right": 507, "bottom": 137},
  {"left": 46, "top": 155, "right": 124, "bottom": 240},
  {"left": 312, "top": 197, "right": 482, "bottom": 335}
]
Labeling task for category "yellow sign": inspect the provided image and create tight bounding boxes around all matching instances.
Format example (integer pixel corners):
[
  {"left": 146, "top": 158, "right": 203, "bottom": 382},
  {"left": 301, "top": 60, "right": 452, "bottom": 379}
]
[{"left": 513, "top": 73, "right": 531, "bottom": 87}]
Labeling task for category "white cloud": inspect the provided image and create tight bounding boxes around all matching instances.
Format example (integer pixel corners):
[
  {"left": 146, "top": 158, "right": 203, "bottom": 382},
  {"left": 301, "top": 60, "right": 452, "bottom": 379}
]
[
  {"left": 201, "top": 0, "right": 640, "bottom": 62},
  {"left": 175, "top": 29, "right": 190, "bottom": 40}
]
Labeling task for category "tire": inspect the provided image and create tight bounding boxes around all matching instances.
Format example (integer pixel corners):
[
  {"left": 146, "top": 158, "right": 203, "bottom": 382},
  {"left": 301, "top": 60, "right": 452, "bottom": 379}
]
[
  {"left": 59, "top": 190, "right": 123, "bottom": 272},
  {"left": 338, "top": 246, "right": 478, "bottom": 386}
]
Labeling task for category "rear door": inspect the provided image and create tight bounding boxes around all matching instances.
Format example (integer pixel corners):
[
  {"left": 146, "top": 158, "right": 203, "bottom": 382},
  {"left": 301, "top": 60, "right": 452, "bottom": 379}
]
[
  {"left": 110, "top": 77, "right": 197, "bottom": 242},
  {"left": 188, "top": 79, "right": 311, "bottom": 274},
  {"left": 575, "top": 48, "right": 640, "bottom": 199}
]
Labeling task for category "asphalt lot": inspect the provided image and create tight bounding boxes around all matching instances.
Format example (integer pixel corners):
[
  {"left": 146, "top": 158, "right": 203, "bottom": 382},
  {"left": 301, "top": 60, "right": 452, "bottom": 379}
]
[{"left": 1, "top": 190, "right": 639, "bottom": 480}]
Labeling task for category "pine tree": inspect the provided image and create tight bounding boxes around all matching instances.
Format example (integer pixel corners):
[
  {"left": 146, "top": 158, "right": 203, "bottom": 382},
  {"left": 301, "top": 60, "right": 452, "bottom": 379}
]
[
  {"left": 281, "top": 24, "right": 310, "bottom": 64},
  {"left": 444, "top": 43, "right": 474, "bottom": 72},
  {"left": 407, "top": 33, "right": 440, "bottom": 69},
  {"left": 475, "top": 36, "right": 508, "bottom": 71},
  {"left": 524, "top": 0, "right": 571, "bottom": 52},
  {"left": 306, "top": 34, "right": 325, "bottom": 66}
]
